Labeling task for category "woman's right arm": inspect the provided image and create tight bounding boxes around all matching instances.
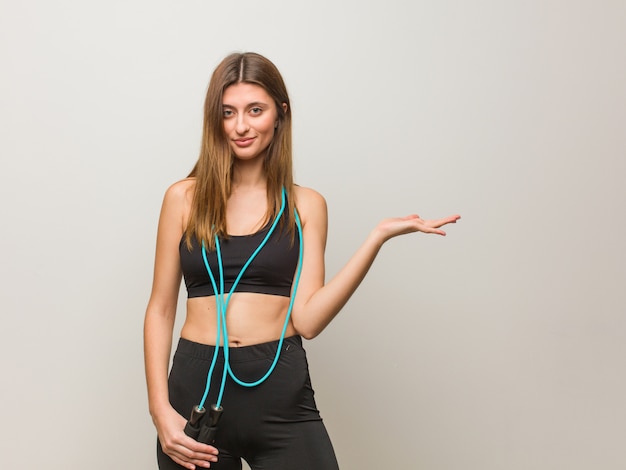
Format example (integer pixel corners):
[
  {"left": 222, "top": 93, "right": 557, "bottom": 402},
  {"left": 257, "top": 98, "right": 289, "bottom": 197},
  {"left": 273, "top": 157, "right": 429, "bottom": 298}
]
[{"left": 144, "top": 181, "right": 218, "bottom": 469}]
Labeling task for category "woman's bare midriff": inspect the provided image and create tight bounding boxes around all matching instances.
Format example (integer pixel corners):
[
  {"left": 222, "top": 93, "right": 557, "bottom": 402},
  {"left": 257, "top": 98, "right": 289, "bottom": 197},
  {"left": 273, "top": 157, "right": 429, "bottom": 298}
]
[{"left": 180, "top": 293, "right": 297, "bottom": 347}]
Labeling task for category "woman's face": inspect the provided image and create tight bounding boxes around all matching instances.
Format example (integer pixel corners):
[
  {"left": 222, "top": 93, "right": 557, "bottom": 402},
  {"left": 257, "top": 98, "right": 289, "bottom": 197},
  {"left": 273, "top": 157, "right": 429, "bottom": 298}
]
[{"left": 222, "top": 82, "right": 280, "bottom": 161}]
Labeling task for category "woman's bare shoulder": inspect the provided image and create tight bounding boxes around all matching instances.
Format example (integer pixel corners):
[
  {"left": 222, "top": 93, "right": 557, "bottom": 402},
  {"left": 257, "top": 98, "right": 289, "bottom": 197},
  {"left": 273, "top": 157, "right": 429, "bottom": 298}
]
[
  {"left": 294, "top": 185, "right": 327, "bottom": 230},
  {"left": 165, "top": 177, "right": 196, "bottom": 200},
  {"left": 160, "top": 178, "right": 196, "bottom": 229},
  {"left": 294, "top": 185, "right": 326, "bottom": 211}
]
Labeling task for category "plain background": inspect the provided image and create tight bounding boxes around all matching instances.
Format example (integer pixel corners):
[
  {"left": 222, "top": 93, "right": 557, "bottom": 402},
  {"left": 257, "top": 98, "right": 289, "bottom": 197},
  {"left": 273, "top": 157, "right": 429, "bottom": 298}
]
[{"left": 1, "top": 0, "right": 625, "bottom": 468}]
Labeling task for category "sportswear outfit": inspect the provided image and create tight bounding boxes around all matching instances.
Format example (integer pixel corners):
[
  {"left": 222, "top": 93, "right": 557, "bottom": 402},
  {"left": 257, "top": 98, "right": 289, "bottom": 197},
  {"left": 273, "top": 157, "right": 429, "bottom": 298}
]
[{"left": 156, "top": 218, "right": 339, "bottom": 469}]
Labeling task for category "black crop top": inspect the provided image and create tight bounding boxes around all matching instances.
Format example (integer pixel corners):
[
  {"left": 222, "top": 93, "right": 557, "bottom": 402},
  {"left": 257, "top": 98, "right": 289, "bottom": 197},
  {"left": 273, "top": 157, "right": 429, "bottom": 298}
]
[{"left": 179, "top": 219, "right": 300, "bottom": 298}]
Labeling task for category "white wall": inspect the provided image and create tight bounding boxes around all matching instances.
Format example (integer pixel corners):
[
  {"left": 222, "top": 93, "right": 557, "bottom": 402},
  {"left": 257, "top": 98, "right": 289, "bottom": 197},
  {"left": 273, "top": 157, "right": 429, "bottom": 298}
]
[{"left": 1, "top": 1, "right": 625, "bottom": 468}]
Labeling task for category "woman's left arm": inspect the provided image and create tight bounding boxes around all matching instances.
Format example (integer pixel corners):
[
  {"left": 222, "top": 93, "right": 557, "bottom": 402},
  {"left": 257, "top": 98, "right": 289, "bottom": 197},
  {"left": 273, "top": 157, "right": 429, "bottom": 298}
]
[{"left": 291, "top": 186, "right": 460, "bottom": 339}]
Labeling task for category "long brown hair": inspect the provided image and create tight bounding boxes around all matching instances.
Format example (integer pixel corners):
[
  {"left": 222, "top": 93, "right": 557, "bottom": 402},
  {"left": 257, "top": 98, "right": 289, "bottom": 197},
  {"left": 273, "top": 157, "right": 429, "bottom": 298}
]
[{"left": 185, "top": 52, "right": 295, "bottom": 250}]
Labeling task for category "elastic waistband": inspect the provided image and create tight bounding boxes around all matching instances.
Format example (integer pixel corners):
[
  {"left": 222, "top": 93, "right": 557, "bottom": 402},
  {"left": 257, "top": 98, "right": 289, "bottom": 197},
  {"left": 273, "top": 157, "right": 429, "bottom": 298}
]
[{"left": 176, "top": 335, "right": 302, "bottom": 363}]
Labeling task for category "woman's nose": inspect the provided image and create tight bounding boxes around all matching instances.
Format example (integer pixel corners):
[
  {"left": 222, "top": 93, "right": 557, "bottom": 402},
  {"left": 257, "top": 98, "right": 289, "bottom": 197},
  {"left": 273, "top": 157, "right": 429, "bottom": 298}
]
[{"left": 235, "top": 115, "right": 249, "bottom": 134}]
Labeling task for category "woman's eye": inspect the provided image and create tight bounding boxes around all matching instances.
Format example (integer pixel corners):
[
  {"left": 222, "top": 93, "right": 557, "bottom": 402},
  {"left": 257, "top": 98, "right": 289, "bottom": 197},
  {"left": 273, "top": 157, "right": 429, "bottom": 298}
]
[
  {"left": 223, "top": 109, "right": 233, "bottom": 118},
  {"left": 250, "top": 107, "right": 262, "bottom": 115}
]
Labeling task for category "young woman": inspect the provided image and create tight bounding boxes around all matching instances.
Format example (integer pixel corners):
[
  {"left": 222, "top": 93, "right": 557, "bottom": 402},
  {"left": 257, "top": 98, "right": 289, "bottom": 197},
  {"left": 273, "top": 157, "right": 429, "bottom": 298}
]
[{"left": 144, "top": 52, "right": 460, "bottom": 470}]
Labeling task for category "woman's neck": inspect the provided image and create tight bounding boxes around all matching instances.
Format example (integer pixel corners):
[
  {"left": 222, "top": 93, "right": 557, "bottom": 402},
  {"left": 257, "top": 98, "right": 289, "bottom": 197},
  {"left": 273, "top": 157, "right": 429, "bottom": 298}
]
[{"left": 231, "top": 158, "right": 267, "bottom": 191}]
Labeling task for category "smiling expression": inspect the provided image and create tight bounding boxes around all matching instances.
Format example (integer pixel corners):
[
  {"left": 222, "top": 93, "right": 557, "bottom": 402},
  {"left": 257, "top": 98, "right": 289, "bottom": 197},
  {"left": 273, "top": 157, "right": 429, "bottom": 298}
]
[{"left": 222, "top": 82, "right": 283, "bottom": 161}]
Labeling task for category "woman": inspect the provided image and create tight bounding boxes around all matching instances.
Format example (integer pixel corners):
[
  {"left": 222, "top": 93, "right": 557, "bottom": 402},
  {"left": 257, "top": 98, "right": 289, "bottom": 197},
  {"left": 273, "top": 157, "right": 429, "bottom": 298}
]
[{"left": 144, "top": 52, "right": 460, "bottom": 470}]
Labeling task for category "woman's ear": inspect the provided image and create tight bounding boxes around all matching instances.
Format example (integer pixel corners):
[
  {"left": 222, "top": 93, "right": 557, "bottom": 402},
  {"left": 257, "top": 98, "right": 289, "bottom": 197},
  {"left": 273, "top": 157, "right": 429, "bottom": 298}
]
[{"left": 282, "top": 102, "right": 288, "bottom": 114}]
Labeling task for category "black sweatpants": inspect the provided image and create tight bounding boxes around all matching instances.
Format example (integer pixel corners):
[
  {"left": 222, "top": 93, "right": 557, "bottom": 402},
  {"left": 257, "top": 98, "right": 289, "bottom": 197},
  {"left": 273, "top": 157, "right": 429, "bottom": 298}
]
[{"left": 157, "top": 336, "right": 339, "bottom": 470}]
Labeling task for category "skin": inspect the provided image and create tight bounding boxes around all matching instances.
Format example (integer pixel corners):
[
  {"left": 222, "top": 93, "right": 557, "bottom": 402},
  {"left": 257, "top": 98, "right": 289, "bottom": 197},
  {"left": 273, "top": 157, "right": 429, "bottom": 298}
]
[{"left": 144, "top": 82, "right": 460, "bottom": 469}]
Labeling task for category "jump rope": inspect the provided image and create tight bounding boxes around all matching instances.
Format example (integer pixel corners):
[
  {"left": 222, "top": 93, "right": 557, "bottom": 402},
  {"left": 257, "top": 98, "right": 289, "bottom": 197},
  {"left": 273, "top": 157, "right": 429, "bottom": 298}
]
[{"left": 183, "top": 187, "right": 304, "bottom": 444}]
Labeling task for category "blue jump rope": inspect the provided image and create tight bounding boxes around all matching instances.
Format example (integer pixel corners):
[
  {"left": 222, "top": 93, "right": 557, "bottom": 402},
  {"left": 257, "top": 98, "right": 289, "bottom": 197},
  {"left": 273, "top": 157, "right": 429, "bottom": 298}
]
[{"left": 183, "top": 188, "right": 304, "bottom": 444}]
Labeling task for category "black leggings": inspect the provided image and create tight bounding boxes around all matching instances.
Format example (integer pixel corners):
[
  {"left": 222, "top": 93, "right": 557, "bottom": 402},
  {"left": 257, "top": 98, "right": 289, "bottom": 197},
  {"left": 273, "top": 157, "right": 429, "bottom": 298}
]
[{"left": 157, "top": 336, "right": 339, "bottom": 470}]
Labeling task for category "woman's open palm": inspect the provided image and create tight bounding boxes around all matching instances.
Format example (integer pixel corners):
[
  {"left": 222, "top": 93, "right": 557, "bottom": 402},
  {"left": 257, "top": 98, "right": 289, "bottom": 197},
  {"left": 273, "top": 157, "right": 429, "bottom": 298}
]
[{"left": 376, "top": 213, "right": 461, "bottom": 241}]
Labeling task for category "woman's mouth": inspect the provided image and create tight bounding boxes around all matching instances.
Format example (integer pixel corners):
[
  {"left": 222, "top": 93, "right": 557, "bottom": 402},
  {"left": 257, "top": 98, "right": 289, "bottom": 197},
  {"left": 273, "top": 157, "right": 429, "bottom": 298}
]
[{"left": 233, "top": 137, "right": 256, "bottom": 148}]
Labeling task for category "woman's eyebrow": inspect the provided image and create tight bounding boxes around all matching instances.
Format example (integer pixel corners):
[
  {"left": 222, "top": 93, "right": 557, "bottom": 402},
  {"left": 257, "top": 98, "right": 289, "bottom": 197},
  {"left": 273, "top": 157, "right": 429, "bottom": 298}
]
[{"left": 222, "top": 101, "right": 269, "bottom": 108}]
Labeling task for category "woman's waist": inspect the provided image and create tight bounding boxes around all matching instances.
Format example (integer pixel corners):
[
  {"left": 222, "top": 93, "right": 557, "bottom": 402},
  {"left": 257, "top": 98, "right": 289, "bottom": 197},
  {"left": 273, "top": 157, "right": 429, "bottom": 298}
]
[
  {"left": 182, "top": 293, "right": 296, "bottom": 346},
  {"left": 175, "top": 335, "right": 303, "bottom": 363}
]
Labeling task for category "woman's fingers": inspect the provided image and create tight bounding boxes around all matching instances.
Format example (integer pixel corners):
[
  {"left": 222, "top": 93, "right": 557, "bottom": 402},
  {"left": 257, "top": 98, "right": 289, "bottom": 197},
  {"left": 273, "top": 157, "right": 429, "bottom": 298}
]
[
  {"left": 375, "top": 213, "right": 460, "bottom": 241},
  {"left": 156, "top": 406, "right": 219, "bottom": 468},
  {"left": 168, "top": 442, "right": 218, "bottom": 469},
  {"left": 162, "top": 434, "right": 219, "bottom": 468},
  {"left": 170, "top": 453, "right": 197, "bottom": 470},
  {"left": 429, "top": 214, "right": 461, "bottom": 228}
]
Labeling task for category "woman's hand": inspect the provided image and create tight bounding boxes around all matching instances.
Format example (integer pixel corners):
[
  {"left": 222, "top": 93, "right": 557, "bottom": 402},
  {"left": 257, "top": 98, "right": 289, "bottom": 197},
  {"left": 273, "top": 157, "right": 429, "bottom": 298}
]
[
  {"left": 375, "top": 213, "right": 461, "bottom": 242},
  {"left": 154, "top": 405, "right": 219, "bottom": 469}
]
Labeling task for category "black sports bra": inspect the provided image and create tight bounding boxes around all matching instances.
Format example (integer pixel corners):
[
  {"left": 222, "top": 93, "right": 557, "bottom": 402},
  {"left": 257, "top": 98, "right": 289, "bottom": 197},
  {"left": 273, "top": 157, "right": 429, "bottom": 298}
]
[{"left": 179, "top": 219, "right": 300, "bottom": 298}]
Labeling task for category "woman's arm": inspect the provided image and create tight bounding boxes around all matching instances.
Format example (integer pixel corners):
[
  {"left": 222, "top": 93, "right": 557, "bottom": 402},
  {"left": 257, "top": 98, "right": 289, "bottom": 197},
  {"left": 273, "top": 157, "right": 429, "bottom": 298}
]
[
  {"left": 291, "top": 186, "right": 460, "bottom": 339},
  {"left": 144, "top": 180, "right": 218, "bottom": 469}
]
